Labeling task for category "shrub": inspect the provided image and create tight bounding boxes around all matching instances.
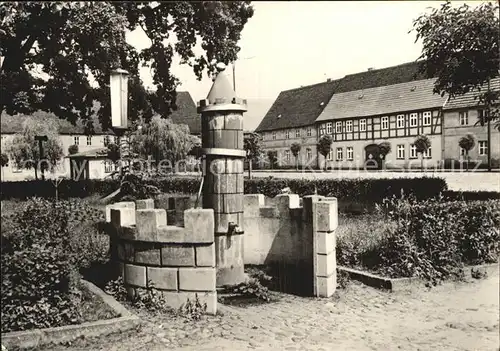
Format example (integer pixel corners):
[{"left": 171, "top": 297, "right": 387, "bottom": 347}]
[
  {"left": 373, "top": 194, "right": 500, "bottom": 285},
  {"left": 1, "top": 198, "right": 80, "bottom": 332}
]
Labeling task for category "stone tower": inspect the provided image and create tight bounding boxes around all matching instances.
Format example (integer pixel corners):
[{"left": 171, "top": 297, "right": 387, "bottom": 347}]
[{"left": 197, "top": 63, "right": 247, "bottom": 286}]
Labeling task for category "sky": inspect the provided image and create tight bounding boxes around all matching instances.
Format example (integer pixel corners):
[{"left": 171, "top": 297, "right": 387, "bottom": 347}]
[{"left": 126, "top": 0, "right": 487, "bottom": 131}]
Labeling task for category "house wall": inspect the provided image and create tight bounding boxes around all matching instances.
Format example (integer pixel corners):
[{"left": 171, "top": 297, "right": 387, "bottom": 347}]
[
  {"left": 258, "top": 125, "right": 318, "bottom": 168},
  {"left": 1, "top": 133, "right": 116, "bottom": 181},
  {"left": 443, "top": 109, "right": 500, "bottom": 165}
]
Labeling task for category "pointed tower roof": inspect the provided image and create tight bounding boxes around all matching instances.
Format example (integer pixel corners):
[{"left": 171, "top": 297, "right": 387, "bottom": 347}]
[
  {"left": 198, "top": 62, "right": 247, "bottom": 113},
  {"left": 206, "top": 63, "right": 236, "bottom": 103}
]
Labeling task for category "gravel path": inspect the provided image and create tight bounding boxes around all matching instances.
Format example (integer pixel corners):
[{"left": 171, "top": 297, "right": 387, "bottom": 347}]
[{"left": 39, "top": 269, "right": 499, "bottom": 351}]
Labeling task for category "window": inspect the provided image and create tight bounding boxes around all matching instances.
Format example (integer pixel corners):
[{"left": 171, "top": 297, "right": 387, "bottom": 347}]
[
  {"left": 397, "top": 115, "right": 405, "bottom": 128},
  {"left": 327, "top": 150, "right": 333, "bottom": 161},
  {"left": 459, "top": 111, "right": 468, "bottom": 126},
  {"left": 285, "top": 130, "right": 290, "bottom": 139},
  {"left": 307, "top": 128, "right": 312, "bottom": 137},
  {"left": 346, "top": 120, "right": 353, "bottom": 133},
  {"left": 423, "top": 147, "right": 432, "bottom": 159},
  {"left": 479, "top": 141, "right": 488, "bottom": 156},
  {"left": 74, "top": 136, "right": 80, "bottom": 145},
  {"left": 272, "top": 131, "right": 276, "bottom": 140},
  {"left": 285, "top": 150, "right": 290, "bottom": 162},
  {"left": 306, "top": 148, "right": 312, "bottom": 161},
  {"left": 336, "top": 147, "right": 343, "bottom": 161},
  {"left": 410, "top": 144, "right": 417, "bottom": 159},
  {"left": 295, "top": 129, "right": 300, "bottom": 138},
  {"left": 409, "top": 113, "right": 418, "bottom": 127},
  {"left": 326, "top": 122, "right": 332, "bottom": 134},
  {"left": 104, "top": 135, "right": 110, "bottom": 146},
  {"left": 397, "top": 144, "right": 405, "bottom": 159},
  {"left": 359, "top": 119, "right": 366, "bottom": 132},
  {"left": 87, "top": 136, "right": 92, "bottom": 146},
  {"left": 346, "top": 147, "right": 353, "bottom": 161},
  {"left": 104, "top": 161, "right": 113, "bottom": 173},
  {"left": 381, "top": 116, "right": 389, "bottom": 130},
  {"left": 422, "top": 111, "right": 431, "bottom": 126},
  {"left": 335, "top": 121, "right": 342, "bottom": 133}
]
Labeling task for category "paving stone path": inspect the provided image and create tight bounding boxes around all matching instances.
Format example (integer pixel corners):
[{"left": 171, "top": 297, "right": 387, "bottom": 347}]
[{"left": 40, "top": 270, "right": 499, "bottom": 351}]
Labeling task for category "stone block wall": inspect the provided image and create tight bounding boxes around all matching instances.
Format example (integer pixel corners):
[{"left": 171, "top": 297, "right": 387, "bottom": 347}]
[
  {"left": 243, "top": 194, "right": 337, "bottom": 297},
  {"left": 106, "top": 199, "right": 217, "bottom": 314}
]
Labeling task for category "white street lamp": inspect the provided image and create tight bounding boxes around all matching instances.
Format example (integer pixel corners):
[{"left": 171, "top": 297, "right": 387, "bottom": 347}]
[{"left": 110, "top": 68, "right": 129, "bottom": 130}]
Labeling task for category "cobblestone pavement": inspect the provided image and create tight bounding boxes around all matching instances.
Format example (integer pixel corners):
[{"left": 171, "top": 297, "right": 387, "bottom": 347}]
[{"left": 40, "top": 271, "right": 499, "bottom": 351}]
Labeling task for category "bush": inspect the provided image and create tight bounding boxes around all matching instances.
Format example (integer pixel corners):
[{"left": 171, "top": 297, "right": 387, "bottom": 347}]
[
  {"left": 372, "top": 194, "right": 500, "bottom": 285},
  {"left": 1, "top": 176, "right": 449, "bottom": 205},
  {"left": 1, "top": 198, "right": 110, "bottom": 332}
]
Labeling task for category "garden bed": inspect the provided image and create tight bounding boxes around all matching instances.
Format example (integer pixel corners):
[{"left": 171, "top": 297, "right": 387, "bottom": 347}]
[{"left": 1, "top": 280, "right": 140, "bottom": 350}]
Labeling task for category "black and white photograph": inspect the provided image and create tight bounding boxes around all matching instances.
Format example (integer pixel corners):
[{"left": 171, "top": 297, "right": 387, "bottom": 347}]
[{"left": 0, "top": 1, "right": 499, "bottom": 350}]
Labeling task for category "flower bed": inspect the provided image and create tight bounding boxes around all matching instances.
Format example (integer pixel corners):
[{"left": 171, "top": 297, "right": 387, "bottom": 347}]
[
  {"left": 336, "top": 195, "right": 500, "bottom": 286},
  {"left": 1, "top": 198, "right": 111, "bottom": 332}
]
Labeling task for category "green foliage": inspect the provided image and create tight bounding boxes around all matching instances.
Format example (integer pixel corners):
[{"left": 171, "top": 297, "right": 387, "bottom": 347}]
[
  {"left": 412, "top": 1, "right": 499, "bottom": 128},
  {"left": 107, "top": 143, "right": 121, "bottom": 163},
  {"left": 5, "top": 115, "right": 64, "bottom": 179},
  {"left": 290, "top": 142, "right": 301, "bottom": 157},
  {"left": 336, "top": 270, "right": 351, "bottom": 289},
  {"left": 244, "top": 132, "right": 262, "bottom": 160},
  {"left": 68, "top": 144, "right": 79, "bottom": 155},
  {"left": 267, "top": 150, "right": 278, "bottom": 169},
  {"left": 179, "top": 294, "right": 208, "bottom": 321},
  {"left": 0, "top": 2, "right": 254, "bottom": 129},
  {"left": 458, "top": 133, "right": 476, "bottom": 153}
]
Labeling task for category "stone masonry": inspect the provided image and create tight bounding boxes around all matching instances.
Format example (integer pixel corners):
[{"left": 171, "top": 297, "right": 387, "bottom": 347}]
[
  {"left": 106, "top": 199, "right": 217, "bottom": 314},
  {"left": 244, "top": 193, "right": 337, "bottom": 297}
]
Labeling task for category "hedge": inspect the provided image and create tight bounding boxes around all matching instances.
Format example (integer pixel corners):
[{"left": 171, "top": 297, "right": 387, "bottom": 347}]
[{"left": 0, "top": 176, "right": 452, "bottom": 203}]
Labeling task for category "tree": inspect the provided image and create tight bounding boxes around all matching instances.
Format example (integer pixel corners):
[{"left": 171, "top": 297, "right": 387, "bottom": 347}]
[
  {"left": 412, "top": 0, "right": 499, "bottom": 171},
  {"left": 413, "top": 135, "right": 431, "bottom": 171},
  {"left": 243, "top": 132, "right": 262, "bottom": 178},
  {"left": 317, "top": 135, "right": 333, "bottom": 170},
  {"left": 290, "top": 142, "right": 302, "bottom": 170},
  {"left": 131, "top": 116, "right": 200, "bottom": 173},
  {"left": 0, "top": 2, "right": 254, "bottom": 130},
  {"left": 6, "top": 116, "right": 63, "bottom": 179},
  {"left": 68, "top": 144, "right": 79, "bottom": 155},
  {"left": 378, "top": 141, "right": 392, "bottom": 165},
  {"left": 267, "top": 150, "right": 277, "bottom": 170},
  {"left": 1, "top": 153, "right": 8, "bottom": 180},
  {"left": 458, "top": 133, "right": 476, "bottom": 171}
]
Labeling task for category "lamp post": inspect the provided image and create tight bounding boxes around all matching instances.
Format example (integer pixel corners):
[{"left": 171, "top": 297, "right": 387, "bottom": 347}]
[{"left": 110, "top": 68, "right": 129, "bottom": 171}]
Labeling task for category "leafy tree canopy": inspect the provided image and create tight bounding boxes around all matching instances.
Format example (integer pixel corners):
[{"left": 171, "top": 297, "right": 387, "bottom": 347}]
[
  {"left": 6, "top": 115, "right": 64, "bottom": 179},
  {"left": 458, "top": 133, "right": 476, "bottom": 152},
  {"left": 317, "top": 135, "right": 333, "bottom": 158},
  {"left": 244, "top": 132, "right": 262, "bottom": 160},
  {"left": 378, "top": 141, "right": 391, "bottom": 157},
  {"left": 414, "top": 134, "right": 431, "bottom": 154},
  {"left": 413, "top": 1, "right": 499, "bottom": 98},
  {"left": 0, "top": 1, "right": 254, "bottom": 131},
  {"left": 290, "top": 142, "right": 301, "bottom": 156}
]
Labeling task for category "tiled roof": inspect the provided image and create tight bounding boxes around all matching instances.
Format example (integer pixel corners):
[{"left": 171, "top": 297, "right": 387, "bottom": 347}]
[
  {"left": 255, "top": 61, "right": 427, "bottom": 132},
  {"left": 443, "top": 78, "right": 500, "bottom": 110},
  {"left": 67, "top": 147, "right": 109, "bottom": 159},
  {"left": 168, "top": 91, "right": 200, "bottom": 134},
  {"left": 316, "top": 78, "right": 447, "bottom": 122},
  {"left": 0, "top": 91, "right": 199, "bottom": 135}
]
